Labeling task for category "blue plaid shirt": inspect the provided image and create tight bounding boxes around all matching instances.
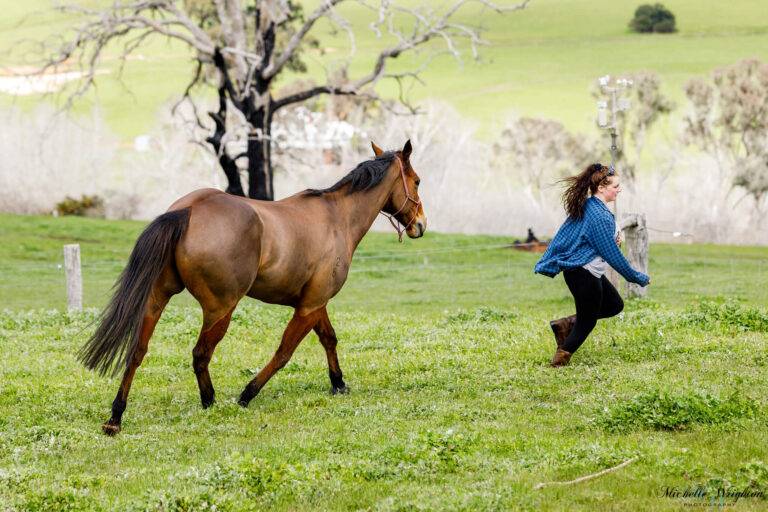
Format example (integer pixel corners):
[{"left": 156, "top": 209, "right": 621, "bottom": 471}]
[{"left": 534, "top": 196, "right": 650, "bottom": 286}]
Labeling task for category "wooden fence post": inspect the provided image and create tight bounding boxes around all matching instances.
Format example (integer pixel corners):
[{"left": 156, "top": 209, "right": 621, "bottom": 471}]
[
  {"left": 620, "top": 213, "right": 648, "bottom": 299},
  {"left": 63, "top": 244, "right": 82, "bottom": 311}
]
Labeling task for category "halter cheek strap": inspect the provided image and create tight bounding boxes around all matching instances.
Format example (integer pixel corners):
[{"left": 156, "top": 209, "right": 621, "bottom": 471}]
[{"left": 379, "top": 156, "right": 421, "bottom": 242}]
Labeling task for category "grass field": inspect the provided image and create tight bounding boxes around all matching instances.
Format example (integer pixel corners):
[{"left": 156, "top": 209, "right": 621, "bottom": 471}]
[
  {"left": 3, "top": 1, "right": 768, "bottom": 138},
  {"left": 2, "top": 213, "right": 768, "bottom": 311},
  {"left": 1, "top": 214, "right": 768, "bottom": 510}
]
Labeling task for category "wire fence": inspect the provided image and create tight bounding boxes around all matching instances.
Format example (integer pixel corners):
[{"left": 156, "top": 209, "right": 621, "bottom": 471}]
[{"left": 1, "top": 242, "right": 767, "bottom": 312}]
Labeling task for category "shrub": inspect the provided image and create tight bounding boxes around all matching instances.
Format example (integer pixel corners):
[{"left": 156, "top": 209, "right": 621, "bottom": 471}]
[
  {"left": 629, "top": 4, "right": 677, "bottom": 34},
  {"left": 55, "top": 194, "right": 104, "bottom": 217}
]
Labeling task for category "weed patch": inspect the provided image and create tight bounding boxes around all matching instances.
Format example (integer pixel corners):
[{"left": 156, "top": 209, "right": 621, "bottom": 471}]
[
  {"left": 736, "top": 460, "right": 768, "bottom": 493},
  {"left": 444, "top": 307, "right": 517, "bottom": 325},
  {"left": 594, "top": 390, "right": 760, "bottom": 432},
  {"left": 18, "top": 489, "right": 95, "bottom": 512},
  {"left": 679, "top": 300, "right": 768, "bottom": 333}
]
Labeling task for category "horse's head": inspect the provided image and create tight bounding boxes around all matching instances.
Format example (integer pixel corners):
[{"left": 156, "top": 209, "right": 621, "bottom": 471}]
[{"left": 372, "top": 140, "right": 427, "bottom": 239}]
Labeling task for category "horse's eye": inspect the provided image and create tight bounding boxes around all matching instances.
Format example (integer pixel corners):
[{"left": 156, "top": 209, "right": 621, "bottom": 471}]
[{"left": 415, "top": 180, "right": 420, "bottom": 187}]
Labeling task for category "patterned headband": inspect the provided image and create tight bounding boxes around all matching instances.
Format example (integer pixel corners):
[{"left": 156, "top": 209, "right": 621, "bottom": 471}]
[{"left": 592, "top": 163, "right": 615, "bottom": 176}]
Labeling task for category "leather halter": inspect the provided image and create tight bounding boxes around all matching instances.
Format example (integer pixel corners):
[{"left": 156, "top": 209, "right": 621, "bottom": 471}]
[{"left": 379, "top": 155, "right": 421, "bottom": 242}]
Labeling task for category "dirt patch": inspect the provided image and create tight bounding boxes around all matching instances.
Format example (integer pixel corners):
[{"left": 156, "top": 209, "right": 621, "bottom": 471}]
[{"left": 0, "top": 68, "right": 109, "bottom": 95}]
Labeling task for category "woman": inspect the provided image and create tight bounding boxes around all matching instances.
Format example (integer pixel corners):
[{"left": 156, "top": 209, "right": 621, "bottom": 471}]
[{"left": 534, "top": 163, "right": 650, "bottom": 367}]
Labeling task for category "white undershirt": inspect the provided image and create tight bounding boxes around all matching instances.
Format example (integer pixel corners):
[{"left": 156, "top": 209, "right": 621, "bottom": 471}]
[{"left": 582, "top": 222, "right": 621, "bottom": 278}]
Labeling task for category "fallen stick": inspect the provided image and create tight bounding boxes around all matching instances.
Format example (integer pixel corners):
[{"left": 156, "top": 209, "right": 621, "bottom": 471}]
[{"left": 533, "top": 456, "right": 638, "bottom": 490}]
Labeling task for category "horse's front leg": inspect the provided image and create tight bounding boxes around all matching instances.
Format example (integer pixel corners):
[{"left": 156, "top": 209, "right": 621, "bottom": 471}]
[
  {"left": 238, "top": 309, "right": 320, "bottom": 407},
  {"left": 314, "top": 306, "right": 348, "bottom": 395}
]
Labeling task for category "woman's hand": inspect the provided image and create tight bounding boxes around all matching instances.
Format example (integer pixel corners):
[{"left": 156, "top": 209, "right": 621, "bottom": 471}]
[{"left": 616, "top": 233, "right": 622, "bottom": 246}]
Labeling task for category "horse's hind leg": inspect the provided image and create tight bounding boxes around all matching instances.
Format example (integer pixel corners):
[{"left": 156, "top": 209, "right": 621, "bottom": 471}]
[
  {"left": 238, "top": 309, "right": 320, "bottom": 407},
  {"left": 314, "top": 307, "right": 349, "bottom": 395},
  {"left": 102, "top": 288, "right": 172, "bottom": 436},
  {"left": 193, "top": 305, "right": 237, "bottom": 408}
]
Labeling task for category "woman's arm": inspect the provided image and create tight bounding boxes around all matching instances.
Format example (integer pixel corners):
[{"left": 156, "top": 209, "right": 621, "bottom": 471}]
[{"left": 587, "top": 214, "right": 650, "bottom": 286}]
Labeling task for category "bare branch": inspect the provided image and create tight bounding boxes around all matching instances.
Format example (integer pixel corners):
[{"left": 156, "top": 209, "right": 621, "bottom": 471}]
[
  {"left": 382, "top": 51, "right": 450, "bottom": 83},
  {"left": 212, "top": 49, "right": 245, "bottom": 111},
  {"left": 220, "top": 46, "right": 262, "bottom": 62},
  {"left": 534, "top": 457, "right": 638, "bottom": 490},
  {"left": 224, "top": 0, "right": 248, "bottom": 53},
  {"left": 213, "top": 0, "right": 232, "bottom": 40},
  {"left": 172, "top": 59, "right": 205, "bottom": 119},
  {"left": 264, "top": 0, "right": 346, "bottom": 79},
  {"left": 273, "top": 86, "right": 359, "bottom": 111},
  {"left": 214, "top": 0, "right": 249, "bottom": 82},
  {"left": 27, "top": 2, "right": 216, "bottom": 79},
  {"left": 340, "top": 0, "right": 529, "bottom": 91}
]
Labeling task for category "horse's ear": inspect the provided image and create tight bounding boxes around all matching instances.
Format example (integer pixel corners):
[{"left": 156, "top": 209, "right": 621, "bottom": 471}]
[
  {"left": 402, "top": 139, "right": 412, "bottom": 161},
  {"left": 371, "top": 141, "right": 384, "bottom": 156}
]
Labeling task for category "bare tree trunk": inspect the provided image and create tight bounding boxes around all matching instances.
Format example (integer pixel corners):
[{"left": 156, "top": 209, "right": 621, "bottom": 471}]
[
  {"left": 246, "top": 130, "right": 272, "bottom": 200},
  {"left": 245, "top": 103, "right": 274, "bottom": 201},
  {"left": 207, "top": 89, "right": 245, "bottom": 196}
]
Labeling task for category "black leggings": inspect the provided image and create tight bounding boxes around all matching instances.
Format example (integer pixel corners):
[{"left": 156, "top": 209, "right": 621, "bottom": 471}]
[{"left": 561, "top": 267, "right": 624, "bottom": 354}]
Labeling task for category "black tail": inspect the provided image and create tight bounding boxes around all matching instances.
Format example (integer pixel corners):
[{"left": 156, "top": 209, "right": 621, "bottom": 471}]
[{"left": 78, "top": 209, "right": 191, "bottom": 377}]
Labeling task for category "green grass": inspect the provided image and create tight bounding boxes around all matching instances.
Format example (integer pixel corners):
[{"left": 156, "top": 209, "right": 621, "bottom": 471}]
[
  {"left": 1, "top": 214, "right": 768, "bottom": 510},
  {"left": 3, "top": 1, "right": 768, "bottom": 138},
  {"left": 2, "top": 213, "right": 768, "bottom": 311}
]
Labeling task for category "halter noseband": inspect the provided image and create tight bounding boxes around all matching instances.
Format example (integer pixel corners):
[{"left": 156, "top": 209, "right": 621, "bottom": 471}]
[{"left": 379, "top": 155, "right": 421, "bottom": 242}]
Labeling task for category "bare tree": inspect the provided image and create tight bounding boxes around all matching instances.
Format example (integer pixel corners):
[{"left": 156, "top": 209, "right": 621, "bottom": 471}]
[
  {"left": 17, "top": 0, "right": 529, "bottom": 200},
  {"left": 493, "top": 116, "right": 599, "bottom": 208},
  {"left": 683, "top": 58, "right": 768, "bottom": 212}
]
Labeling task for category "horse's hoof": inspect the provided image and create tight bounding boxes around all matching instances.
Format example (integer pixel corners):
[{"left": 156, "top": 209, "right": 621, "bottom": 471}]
[
  {"left": 238, "top": 387, "right": 259, "bottom": 407},
  {"left": 329, "top": 384, "right": 349, "bottom": 395},
  {"left": 201, "top": 397, "right": 215, "bottom": 409},
  {"left": 102, "top": 423, "right": 121, "bottom": 436}
]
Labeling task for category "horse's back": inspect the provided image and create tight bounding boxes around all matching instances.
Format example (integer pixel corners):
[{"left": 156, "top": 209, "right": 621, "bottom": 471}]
[{"left": 167, "top": 188, "right": 225, "bottom": 212}]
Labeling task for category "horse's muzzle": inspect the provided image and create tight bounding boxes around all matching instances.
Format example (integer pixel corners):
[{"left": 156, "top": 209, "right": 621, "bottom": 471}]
[{"left": 407, "top": 217, "right": 427, "bottom": 238}]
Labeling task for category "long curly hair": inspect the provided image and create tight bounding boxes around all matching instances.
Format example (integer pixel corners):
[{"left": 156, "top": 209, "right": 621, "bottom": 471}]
[{"left": 561, "top": 163, "right": 617, "bottom": 220}]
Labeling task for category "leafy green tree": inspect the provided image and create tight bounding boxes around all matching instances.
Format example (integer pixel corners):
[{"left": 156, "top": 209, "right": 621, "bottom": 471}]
[{"left": 629, "top": 4, "right": 676, "bottom": 34}]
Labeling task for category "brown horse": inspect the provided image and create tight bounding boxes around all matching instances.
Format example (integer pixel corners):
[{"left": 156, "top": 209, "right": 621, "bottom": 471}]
[{"left": 79, "top": 140, "right": 426, "bottom": 435}]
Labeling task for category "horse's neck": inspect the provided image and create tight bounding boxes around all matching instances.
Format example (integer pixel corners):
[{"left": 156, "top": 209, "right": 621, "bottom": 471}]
[{"left": 333, "top": 168, "right": 398, "bottom": 255}]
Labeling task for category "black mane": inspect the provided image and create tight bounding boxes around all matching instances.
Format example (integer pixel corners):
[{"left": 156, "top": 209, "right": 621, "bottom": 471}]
[{"left": 305, "top": 152, "right": 397, "bottom": 196}]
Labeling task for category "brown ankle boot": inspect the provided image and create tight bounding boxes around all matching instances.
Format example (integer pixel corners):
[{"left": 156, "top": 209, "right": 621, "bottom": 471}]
[
  {"left": 550, "top": 348, "right": 573, "bottom": 367},
  {"left": 550, "top": 314, "right": 576, "bottom": 349}
]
